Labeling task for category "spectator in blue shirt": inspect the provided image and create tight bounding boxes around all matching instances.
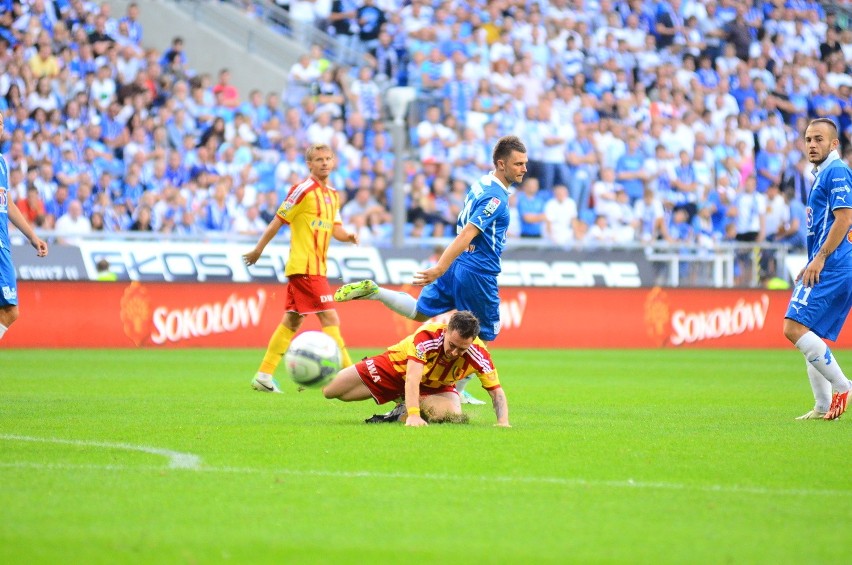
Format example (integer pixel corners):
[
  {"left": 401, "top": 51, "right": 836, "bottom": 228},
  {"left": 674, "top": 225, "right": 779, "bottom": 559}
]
[
  {"left": 516, "top": 176, "right": 548, "bottom": 238},
  {"left": 754, "top": 138, "right": 785, "bottom": 193},
  {"left": 615, "top": 135, "right": 646, "bottom": 203}
]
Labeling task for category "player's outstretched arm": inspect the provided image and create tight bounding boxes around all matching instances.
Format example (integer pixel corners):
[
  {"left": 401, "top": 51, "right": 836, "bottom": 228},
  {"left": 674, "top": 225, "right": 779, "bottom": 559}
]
[
  {"left": 243, "top": 216, "right": 284, "bottom": 266},
  {"left": 403, "top": 360, "right": 428, "bottom": 427},
  {"left": 7, "top": 199, "right": 47, "bottom": 257},
  {"left": 487, "top": 387, "right": 510, "bottom": 427},
  {"left": 413, "top": 223, "right": 481, "bottom": 286}
]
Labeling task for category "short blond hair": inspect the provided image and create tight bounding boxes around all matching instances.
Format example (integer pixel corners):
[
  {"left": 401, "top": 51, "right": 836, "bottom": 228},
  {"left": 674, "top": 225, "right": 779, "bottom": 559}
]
[{"left": 305, "top": 143, "right": 333, "bottom": 161}]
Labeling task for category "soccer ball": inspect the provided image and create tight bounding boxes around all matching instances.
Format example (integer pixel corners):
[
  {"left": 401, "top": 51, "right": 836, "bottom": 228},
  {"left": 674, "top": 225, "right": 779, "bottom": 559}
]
[{"left": 284, "top": 331, "right": 342, "bottom": 388}]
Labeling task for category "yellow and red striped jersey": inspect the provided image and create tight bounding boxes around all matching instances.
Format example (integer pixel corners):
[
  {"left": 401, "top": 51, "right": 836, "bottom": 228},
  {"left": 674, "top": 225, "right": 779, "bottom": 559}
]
[
  {"left": 385, "top": 322, "right": 500, "bottom": 390},
  {"left": 276, "top": 176, "right": 342, "bottom": 277}
]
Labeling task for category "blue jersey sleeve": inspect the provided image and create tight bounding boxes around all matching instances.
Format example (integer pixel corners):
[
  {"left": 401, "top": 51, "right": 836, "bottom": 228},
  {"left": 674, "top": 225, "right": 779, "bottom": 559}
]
[
  {"left": 828, "top": 167, "right": 852, "bottom": 211},
  {"left": 466, "top": 192, "right": 507, "bottom": 233}
]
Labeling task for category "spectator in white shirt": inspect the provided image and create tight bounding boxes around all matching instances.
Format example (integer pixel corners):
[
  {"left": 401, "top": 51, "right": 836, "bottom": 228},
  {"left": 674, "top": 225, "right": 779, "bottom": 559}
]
[{"left": 544, "top": 184, "right": 578, "bottom": 246}]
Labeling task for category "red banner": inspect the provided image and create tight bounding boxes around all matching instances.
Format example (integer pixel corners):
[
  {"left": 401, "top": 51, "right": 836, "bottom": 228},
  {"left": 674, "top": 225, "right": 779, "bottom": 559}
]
[{"left": 4, "top": 282, "right": 850, "bottom": 349}]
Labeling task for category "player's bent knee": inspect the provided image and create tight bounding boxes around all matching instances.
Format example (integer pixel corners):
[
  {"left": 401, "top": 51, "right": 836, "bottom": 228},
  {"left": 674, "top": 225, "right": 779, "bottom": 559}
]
[
  {"left": 0, "top": 305, "right": 19, "bottom": 327},
  {"left": 421, "top": 393, "right": 466, "bottom": 423},
  {"left": 783, "top": 318, "right": 808, "bottom": 344}
]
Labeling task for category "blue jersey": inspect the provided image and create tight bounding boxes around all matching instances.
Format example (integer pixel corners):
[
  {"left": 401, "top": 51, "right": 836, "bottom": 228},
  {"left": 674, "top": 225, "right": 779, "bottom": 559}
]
[
  {"left": 806, "top": 151, "right": 852, "bottom": 269},
  {"left": 455, "top": 173, "right": 511, "bottom": 276},
  {"left": 0, "top": 154, "right": 10, "bottom": 251},
  {"left": 0, "top": 154, "right": 18, "bottom": 306}
]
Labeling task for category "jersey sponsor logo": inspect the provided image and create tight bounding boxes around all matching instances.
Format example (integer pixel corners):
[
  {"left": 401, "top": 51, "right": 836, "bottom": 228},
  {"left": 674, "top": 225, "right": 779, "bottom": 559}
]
[
  {"left": 2, "top": 285, "right": 16, "bottom": 300},
  {"left": 310, "top": 219, "right": 333, "bottom": 230},
  {"left": 365, "top": 358, "right": 381, "bottom": 382},
  {"left": 484, "top": 197, "right": 501, "bottom": 216},
  {"left": 831, "top": 185, "right": 850, "bottom": 192}
]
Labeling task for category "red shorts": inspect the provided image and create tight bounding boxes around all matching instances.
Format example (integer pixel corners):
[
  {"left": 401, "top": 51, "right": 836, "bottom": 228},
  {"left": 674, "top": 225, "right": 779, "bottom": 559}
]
[
  {"left": 356, "top": 353, "right": 458, "bottom": 405},
  {"left": 285, "top": 275, "right": 334, "bottom": 314}
]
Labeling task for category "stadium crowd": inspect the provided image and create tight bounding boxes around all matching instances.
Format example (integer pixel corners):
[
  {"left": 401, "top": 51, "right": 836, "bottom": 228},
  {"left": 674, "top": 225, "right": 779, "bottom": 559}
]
[{"left": 1, "top": 0, "right": 851, "bottom": 283}]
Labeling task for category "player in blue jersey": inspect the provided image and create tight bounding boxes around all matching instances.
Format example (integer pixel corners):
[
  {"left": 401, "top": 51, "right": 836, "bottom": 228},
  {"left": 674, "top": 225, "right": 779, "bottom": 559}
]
[
  {"left": 334, "top": 135, "right": 527, "bottom": 407},
  {"left": 783, "top": 118, "right": 852, "bottom": 420},
  {"left": 0, "top": 111, "right": 49, "bottom": 341}
]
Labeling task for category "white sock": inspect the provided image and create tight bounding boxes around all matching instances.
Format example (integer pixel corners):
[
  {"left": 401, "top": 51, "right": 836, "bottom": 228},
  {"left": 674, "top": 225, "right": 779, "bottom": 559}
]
[
  {"left": 455, "top": 374, "right": 473, "bottom": 393},
  {"left": 0, "top": 323, "right": 6, "bottom": 341},
  {"left": 374, "top": 288, "right": 418, "bottom": 319},
  {"left": 795, "top": 332, "right": 852, "bottom": 393},
  {"left": 806, "top": 361, "right": 833, "bottom": 413}
]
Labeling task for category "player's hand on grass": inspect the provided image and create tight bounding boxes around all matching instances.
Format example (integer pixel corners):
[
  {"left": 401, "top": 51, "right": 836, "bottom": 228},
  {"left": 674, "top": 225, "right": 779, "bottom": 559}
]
[
  {"left": 404, "top": 414, "right": 428, "bottom": 427},
  {"left": 242, "top": 249, "right": 261, "bottom": 266}
]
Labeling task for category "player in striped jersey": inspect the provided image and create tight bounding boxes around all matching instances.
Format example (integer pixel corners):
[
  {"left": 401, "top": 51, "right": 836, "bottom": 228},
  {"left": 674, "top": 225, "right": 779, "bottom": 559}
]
[
  {"left": 323, "top": 311, "right": 510, "bottom": 427},
  {"left": 0, "top": 111, "right": 49, "bottom": 341},
  {"left": 784, "top": 119, "right": 852, "bottom": 420},
  {"left": 243, "top": 143, "right": 359, "bottom": 393}
]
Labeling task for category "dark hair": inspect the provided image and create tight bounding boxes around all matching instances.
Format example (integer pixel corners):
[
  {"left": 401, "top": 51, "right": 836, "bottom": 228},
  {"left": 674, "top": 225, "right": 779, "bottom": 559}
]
[
  {"left": 492, "top": 135, "right": 526, "bottom": 166},
  {"left": 447, "top": 310, "right": 480, "bottom": 340}
]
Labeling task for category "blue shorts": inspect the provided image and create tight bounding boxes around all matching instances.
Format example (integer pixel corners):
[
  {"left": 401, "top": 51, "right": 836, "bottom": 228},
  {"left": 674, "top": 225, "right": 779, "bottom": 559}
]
[
  {"left": 416, "top": 261, "right": 501, "bottom": 341},
  {"left": 785, "top": 269, "right": 852, "bottom": 341},
  {"left": 0, "top": 249, "right": 18, "bottom": 307}
]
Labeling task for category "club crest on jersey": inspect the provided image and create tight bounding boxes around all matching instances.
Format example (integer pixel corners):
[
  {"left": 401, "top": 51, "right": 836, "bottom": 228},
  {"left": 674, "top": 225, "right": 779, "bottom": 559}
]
[
  {"left": 847, "top": 229, "right": 852, "bottom": 244},
  {"left": 0, "top": 187, "right": 7, "bottom": 210},
  {"left": 806, "top": 206, "right": 813, "bottom": 228},
  {"left": 484, "top": 197, "right": 501, "bottom": 215},
  {"left": 414, "top": 344, "right": 427, "bottom": 361}
]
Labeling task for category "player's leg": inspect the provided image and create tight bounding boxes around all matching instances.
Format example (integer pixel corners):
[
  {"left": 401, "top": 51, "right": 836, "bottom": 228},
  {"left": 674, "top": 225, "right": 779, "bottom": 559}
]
[
  {"left": 0, "top": 261, "right": 20, "bottom": 340},
  {"left": 421, "top": 391, "right": 466, "bottom": 423},
  {"left": 451, "top": 268, "right": 499, "bottom": 403},
  {"left": 253, "top": 310, "right": 303, "bottom": 393},
  {"left": 783, "top": 276, "right": 852, "bottom": 419},
  {"left": 334, "top": 279, "right": 423, "bottom": 319},
  {"left": 322, "top": 365, "right": 373, "bottom": 401},
  {"left": 317, "top": 308, "right": 353, "bottom": 367},
  {"left": 795, "top": 361, "right": 832, "bottom": 419},
  {"left": 0, "top": 305, "right": 19, "bottom": 341}
]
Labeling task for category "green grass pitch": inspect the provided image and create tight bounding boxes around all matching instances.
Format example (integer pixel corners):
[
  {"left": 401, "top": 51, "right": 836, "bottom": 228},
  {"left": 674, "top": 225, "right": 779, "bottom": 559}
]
[{"left": 2, "top": 348, "right": 850, "bottom": 564}]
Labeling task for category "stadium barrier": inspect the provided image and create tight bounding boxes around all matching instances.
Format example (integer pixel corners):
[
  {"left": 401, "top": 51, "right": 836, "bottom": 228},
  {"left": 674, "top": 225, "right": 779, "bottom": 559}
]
[
  {"left": 11, "top": 236, "right": 799, "bottom": 289},
  {"left": 6, "top": 281, "right": 849, "bottom": 349}
]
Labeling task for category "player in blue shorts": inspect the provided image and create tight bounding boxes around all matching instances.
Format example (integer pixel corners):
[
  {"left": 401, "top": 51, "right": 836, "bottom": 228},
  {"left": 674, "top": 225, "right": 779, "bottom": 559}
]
[
  {"left": 783, "top": 118, "right": 852, "bottom": 420},
  {"left": 335, "top": 135, "right": 528, "bottom": 409},
  {"left": 0, "top": 111, "right": 49, "bottom": 341}
]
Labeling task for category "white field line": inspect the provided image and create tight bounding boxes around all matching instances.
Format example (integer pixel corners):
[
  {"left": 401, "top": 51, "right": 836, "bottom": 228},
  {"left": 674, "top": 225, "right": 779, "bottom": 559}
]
[
  {"left": 0, "top": 459, "right": 850, "bottom": 498},
  {"left": 0, "top": 434, "right": 202, "bottom": 469}
]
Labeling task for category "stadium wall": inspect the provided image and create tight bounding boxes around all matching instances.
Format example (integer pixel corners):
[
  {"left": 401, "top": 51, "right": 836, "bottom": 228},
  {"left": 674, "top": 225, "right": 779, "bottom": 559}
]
[
  {"left": 107, "top": 0, "right": 291, "bottom": 97},
  {"left": 6, "top": 282, "right": 848, "bottom": 350}
]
